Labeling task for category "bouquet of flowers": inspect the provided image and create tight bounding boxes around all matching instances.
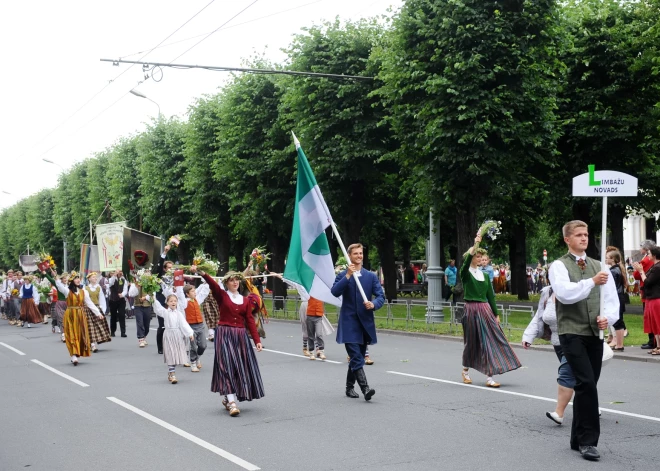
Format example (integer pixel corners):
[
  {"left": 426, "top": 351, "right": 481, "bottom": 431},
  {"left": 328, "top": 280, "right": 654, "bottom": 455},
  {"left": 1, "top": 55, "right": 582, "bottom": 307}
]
[
  {"left": 11, "top": 288, "right": 19, "bottom": 297},
  {"left": 476, "top": 220, "right": 502, "bottom": 249},
  {"left": 35, "top": 251, "right": 56, "bottom": 272},
  {"left": 36, "top": 278, "right": 53, "bottom": 303},
  {"left": 334, "top": 256, "right": 348, "bottom": 275},
  {"left": 249, "top": 246, "right": 270, "bottom": 271},
  {"left": 168, "top": 234, "right": 186, "bottom": 247},
  {"left": 134, "top": 267, "right": 162, "bottom": 298},
  {"left": 190, "top": 250, "right": 220, "bottom": 276}
]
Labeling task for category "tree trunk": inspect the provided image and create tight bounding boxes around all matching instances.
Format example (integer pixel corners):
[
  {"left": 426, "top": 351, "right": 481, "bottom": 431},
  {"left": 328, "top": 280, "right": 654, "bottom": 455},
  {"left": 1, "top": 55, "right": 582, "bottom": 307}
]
[
  {"left": 572, "top": 201, "right": 597, "bottom": 258},
  {"left": 376, "top": 230, "right": 397, "bottom": 302},
  {"left": 509, "top": 222, "right": 529, "bottom": 301},
  {"left": 233, "top": 238, "right": 246, "bottom": 272},
  {"left": 214, "top": 225, "right": 231, "bottom": 276},
  {"left": 267, "top": 234, "right": 288, "bottom": 310},
  {"left": 454, "top": 206, "right": 477, "bottom": 301},
  {"left": 609, "top": 205, "right": 625, "bottom": 253}
]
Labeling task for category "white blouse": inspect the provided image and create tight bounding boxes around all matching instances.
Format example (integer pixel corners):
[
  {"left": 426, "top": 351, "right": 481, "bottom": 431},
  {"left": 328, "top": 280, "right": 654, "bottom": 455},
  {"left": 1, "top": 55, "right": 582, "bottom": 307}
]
[
  {"left": 152, "top": 301, "right": 194, "bottom": 337},
  {"left": 54, "top": 279, "right": 102, "bottom": 316},
  {"left": 469, "top": 266, "right": 485, "bottom": 282}
]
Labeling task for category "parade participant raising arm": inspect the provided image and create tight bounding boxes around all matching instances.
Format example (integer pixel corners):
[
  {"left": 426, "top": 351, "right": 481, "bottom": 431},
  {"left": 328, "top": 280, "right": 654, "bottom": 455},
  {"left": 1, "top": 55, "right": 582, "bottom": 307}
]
[
  {"left": 331, "top": 243, "right": 385, "bottom": 401},
  {"left": 460, "top": 232, "right": 521, "bottom": 388},
  {"left": 44, "top": 269, "right": 101, "bottom": 366},
  {"left": 548, "top": 220, "right": 618, "bottom": 461},
  {"left": 155, "top": 244, "right": 174, "bottom": 355},
  {"left": 198, "top": 267, "right": 264, "bottom": 417},
  {"left": 152, "top": 293, "right": 194, "bottom": 384},
  {"left": 174, "top": 276, "right": 211, "bottom": 373}
]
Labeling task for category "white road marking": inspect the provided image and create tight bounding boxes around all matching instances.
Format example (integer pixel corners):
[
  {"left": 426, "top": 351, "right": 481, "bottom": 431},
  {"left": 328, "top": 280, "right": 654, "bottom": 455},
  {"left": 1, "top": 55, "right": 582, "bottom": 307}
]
[
  {"left": 31, "top": 359, "right": 90, "bottom": 387},
  {"left": 0, "top": 342, "right": 26, "bottom": 356},
  {"left": 261, "top": 348, "right": 342, "bottom": 364},
  {"left": 107, "top": 397, "right": 260, "bottom": 470},
  {"left": 387, "top": 371, "right": 660, "bottom": 423}
]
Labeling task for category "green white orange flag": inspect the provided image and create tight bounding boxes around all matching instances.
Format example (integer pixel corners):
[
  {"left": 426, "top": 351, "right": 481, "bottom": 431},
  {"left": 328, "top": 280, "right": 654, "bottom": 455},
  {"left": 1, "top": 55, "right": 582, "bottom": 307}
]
[{"left": 283, "top": 133, "right": 341, "bottom": 307}]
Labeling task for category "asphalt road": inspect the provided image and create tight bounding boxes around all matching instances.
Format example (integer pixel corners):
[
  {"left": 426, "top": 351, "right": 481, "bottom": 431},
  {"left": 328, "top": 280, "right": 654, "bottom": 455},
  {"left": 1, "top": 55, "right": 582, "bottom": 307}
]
[{"left": 1, "top": 317, "right": 658, "bottom": 471}]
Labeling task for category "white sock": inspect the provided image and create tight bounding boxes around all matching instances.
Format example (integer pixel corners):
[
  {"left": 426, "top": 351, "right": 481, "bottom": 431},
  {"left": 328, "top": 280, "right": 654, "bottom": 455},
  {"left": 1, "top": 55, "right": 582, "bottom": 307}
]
[
  {"left": 487, "top": 376, "right": 493, "bottom": 383},
  {"left": 92, "top": 342, "right": 97, "bottom": 349},
  {"left": 227, "top": 394, "right": 237, "bottom": 403}
]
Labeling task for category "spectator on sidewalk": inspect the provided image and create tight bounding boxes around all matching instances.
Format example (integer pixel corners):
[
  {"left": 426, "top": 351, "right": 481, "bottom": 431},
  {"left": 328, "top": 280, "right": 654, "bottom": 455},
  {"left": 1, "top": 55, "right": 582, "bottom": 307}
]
[{"left": 444, "top": 260, "right": 457, "bottom": 303}]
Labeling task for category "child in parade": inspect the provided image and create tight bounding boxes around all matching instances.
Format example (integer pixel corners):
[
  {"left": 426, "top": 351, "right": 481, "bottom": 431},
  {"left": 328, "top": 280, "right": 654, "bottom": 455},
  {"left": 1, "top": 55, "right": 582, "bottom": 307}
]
[
  {"left": 175, "top": 281, "right": 211, "bottom": 373},
  {"left": 18, "top": 275, "right": 42, "bottom": 328},
  {"left": 128, "top": 280, "right": 154, "bottom": 348},
  {"left": 152, "top": 293, "right": 194, "bottom": 384},
  {"left": 84, "top": 272, "right": 112, "bottom": 352},
  {"left": 196, "top": 267, "right": 264, "bottom": 417},
  {"left": 44, "top": 269, "right": 102, "bottom": 366}
]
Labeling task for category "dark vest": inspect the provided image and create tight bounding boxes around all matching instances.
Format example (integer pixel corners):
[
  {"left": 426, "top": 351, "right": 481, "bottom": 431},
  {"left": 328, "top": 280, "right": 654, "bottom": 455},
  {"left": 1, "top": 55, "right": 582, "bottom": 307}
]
[
  {"left": 555, "top": 253, "right": 600, "bottom": 336},
  {"left": 109, "top": 278, "right": 125, "bottom": 302}
]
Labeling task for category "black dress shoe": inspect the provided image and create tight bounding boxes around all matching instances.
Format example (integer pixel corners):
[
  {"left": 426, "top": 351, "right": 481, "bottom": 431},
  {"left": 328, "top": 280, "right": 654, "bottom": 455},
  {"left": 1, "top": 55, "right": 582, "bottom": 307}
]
[
  {"left": 158, "top": 350, "right": 163, "bottom": 354},
  {"left": 111, "top": 332, "right": 115, "bottom": 337},
  {"left": 641, "top": 343, "right": 654, "bottom": 349},
  {"left": 579, "top": 446, "right": 600, "bottom": 461},
  {"left": 121, "top": 333, "right": 127, "bottom": 338}
]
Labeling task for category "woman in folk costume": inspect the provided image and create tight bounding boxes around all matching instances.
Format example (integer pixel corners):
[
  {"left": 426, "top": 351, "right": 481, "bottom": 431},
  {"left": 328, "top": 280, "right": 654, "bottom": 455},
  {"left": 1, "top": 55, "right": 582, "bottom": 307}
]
[
  {"left": 18, "top": 275, "right": 43, "bottom": 328},
  {"left": 44, "top": 269, "right": 102, "bottom": 365},
  {"left": 152, "top": 292, "right": 194, "bottom": 384},
  {"left": 460, "top": 232, "right": 521, "bottom": 387},
  {"left": 195, "top": 267, "right": 264, "bottom": 417},
  {"left": 84, "top": 272, "right": 112, "bottom": 352}
]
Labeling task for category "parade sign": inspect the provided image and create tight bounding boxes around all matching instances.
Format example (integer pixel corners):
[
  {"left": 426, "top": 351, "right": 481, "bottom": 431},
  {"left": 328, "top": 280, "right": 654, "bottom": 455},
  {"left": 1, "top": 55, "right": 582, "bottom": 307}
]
[
  {"left": 96, "top": 222, "right": 125, "bottom": 272},
  {"left": 572, "top": 165, "right": 638, "bottom": 340},
  {"left": 572, "top": 165, "right": 638, "bottom": 196}
]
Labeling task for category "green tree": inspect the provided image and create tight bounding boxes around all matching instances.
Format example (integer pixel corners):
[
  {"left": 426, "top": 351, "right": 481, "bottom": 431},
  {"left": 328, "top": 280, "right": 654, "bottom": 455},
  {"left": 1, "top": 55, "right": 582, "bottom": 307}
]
[
  {"left": 378, "top": 0, "right": 562, "bottom": 299},
  {"left": 106, "top": 136, "right": 142, "bottom": 228}
]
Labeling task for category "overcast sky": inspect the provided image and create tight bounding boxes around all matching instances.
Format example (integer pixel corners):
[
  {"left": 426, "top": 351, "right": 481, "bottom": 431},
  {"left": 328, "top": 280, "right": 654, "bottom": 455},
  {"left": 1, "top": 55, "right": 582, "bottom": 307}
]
[{"left": 0, "top": 0, "right": 402, "bottom": 210}]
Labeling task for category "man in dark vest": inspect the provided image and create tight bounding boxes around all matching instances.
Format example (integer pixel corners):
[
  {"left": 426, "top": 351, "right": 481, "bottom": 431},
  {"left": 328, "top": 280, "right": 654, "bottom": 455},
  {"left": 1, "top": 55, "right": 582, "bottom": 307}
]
[
  {"left": 108, "top": 270, "right": 128, "bottom": 337},
  {"left": 548, "top": 220, "right": 619, "bottom": 461}
]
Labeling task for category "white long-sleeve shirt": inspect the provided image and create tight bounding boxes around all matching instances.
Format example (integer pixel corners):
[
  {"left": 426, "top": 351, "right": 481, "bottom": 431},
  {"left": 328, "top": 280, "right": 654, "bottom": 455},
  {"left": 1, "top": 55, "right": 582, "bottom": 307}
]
[
  {"left": 108, "top": 276, "right": 129, "bottom": 298},
  {"left": 85, "top": 283, "right": 107, "bottom": 312},
  {"left": 19, "top": 283, "right": 40, "bottom": 306},
  {"left": 548, "top": 255, "right": 619, "bottom": 327},
  {"left": 174, "top": 283, "right": 210, "bottom": 312},
  {"left": 152, "top": 301, "right": 194, "bottom": 337},
  {"left": 54, "top": 279, "right": 102, "bottom": 317}
]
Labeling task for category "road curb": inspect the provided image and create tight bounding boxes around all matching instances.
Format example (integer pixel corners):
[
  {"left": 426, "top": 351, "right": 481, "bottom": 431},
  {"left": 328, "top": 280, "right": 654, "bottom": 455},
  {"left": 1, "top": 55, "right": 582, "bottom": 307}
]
[{"left": 268, "top": 319, "right": 660, "bottom": 365}]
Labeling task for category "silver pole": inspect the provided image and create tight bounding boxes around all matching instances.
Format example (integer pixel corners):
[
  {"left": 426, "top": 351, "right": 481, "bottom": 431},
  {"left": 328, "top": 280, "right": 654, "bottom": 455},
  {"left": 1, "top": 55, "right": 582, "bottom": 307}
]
[{"left": 426, "top": 209, "right": 445, "bottom": 322}]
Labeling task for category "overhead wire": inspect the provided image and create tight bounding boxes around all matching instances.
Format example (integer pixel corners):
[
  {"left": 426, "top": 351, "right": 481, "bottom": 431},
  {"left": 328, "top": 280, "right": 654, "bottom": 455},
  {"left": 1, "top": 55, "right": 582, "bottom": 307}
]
[{"left": 23, "top": 0, "right": 218, "bottom": 161}]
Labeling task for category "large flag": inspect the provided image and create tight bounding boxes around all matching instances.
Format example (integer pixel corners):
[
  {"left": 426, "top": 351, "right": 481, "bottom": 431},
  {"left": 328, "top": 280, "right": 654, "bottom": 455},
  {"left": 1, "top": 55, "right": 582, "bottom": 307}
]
[{"left": 283, "top": 134, "right": 341, "bottom": 307}]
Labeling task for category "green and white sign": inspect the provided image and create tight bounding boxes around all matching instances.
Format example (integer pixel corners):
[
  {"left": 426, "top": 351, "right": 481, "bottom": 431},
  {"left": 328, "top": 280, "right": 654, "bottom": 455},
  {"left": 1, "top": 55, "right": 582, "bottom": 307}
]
[{"left": 572, "top": 165, "right": 638, "bottom": 197}]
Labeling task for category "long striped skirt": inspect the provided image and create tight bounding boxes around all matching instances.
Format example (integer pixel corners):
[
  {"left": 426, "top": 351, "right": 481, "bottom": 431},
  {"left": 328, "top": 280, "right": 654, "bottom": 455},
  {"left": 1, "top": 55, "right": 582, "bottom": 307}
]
[
  {"left": 84, "top": 308, "right": 112, "bottom": 345},
  {"left": 64, "top": 307, "right": 91, "bottom": 357},
  {"left": 211, "top": 325, "right": 264, "bottom": 402},
  {"left": 53, "top": 301, "right": 67, "bottom": 328},
  {"left": 201, "top": 295, "right": 220, "bottom": 332},
  {"left": 20, "top": 301, "right": 43, "bottom": 324},
  {"left": 462, "top": 302, "right": 521, "bottom": 376}
]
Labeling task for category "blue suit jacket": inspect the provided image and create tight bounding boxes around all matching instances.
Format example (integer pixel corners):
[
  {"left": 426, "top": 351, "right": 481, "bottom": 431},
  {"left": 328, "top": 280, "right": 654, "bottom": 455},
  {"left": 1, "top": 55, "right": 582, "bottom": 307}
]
[{"left": 331, "top": 269, "right": 385, "bottom": 345}]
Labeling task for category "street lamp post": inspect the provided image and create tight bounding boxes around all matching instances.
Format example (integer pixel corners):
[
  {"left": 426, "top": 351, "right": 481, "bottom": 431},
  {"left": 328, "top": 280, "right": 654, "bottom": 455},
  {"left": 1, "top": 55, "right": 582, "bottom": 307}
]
[
  {"left": 42, "top": 158, "right": 68, "bottom": 272},
  {"left": 130, "top": 89, "right": 161, "bottom": 119},
  {"left": 426, "top": 209, "right": 445, "bottom": 322}
]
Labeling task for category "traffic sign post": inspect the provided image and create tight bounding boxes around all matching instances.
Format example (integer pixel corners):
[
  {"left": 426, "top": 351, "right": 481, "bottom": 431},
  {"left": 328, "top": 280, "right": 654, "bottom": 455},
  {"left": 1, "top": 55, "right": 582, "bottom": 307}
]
[{"left": 572, "top": 165, "right": 638, "bottom": 339}]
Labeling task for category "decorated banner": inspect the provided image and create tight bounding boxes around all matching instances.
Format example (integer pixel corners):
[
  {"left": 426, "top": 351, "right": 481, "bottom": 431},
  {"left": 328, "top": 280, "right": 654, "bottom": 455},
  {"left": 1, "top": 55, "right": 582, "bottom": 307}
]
[
  {"left": 96, "top": 222, "right": 126, "bottom": 272},
  {"left": 80, "top": 244, "right": 100, "bottom": 278},
  {"left": 19, "top": 255, "right": 38, "bottom": 273}
]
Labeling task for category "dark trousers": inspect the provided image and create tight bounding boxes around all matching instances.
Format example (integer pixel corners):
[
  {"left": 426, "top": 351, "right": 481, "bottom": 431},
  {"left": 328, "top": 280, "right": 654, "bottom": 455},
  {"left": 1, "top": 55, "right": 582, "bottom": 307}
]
[
  {"left": 109, "top": 300, "right": 126, "bottom": 335},
  {"left": 157, "top": 316, "right": 165, "bottom": 352},
  {"left": 134, "top": 305, "right": 152, "bottom": 339},
  {"left": 345, "top": 342, "right": 368, "bottom": 371},
  {"left": 443, "top": 284, "right": 455, "bottom": 303},
  {"left": 559, "top": 334, "right": 603, "bottom": 448}
]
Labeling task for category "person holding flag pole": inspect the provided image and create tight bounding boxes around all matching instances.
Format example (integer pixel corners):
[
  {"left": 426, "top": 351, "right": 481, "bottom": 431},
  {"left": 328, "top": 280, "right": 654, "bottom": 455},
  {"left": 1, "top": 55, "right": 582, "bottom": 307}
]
[{"left": 282, "top": 133, "right": 384, "bottom": 401}]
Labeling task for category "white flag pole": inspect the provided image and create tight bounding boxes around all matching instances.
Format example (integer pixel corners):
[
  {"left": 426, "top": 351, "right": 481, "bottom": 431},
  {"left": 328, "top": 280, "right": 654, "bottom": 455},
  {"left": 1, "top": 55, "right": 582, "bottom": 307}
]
[
  {"left": 331, "top": 223, "right": 369, "bottom": 303},
  {"left": 599, "top": 196, "right": 607, "bottom": 340}
]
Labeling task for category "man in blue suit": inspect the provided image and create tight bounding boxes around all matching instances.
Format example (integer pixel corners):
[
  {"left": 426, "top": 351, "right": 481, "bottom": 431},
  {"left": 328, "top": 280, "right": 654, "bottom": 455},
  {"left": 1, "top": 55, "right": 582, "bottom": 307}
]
[{"left": 331, "top": 243, "right": 385, "bottom": 401}]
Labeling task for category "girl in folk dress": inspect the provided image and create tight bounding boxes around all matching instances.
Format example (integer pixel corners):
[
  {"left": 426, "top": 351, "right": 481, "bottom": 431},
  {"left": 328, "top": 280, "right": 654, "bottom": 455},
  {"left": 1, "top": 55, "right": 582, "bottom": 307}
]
[
  {"left": 19, "top": 275, "right": 43, "bottom": 328},
  {"left": 197, "top": 268, "right": 264, "bottom": 417},
  {"left": 461, "top": 232, "right": 522, "bottom": 387},
  {"left": 45, "top": 270, "right": 102, "bottom": 365},
  {"left": 152, "top": 294, "right": 194, "bottom": 384},
  {"left": 84, "top": 272, "right": 112, "bottom": 352}
]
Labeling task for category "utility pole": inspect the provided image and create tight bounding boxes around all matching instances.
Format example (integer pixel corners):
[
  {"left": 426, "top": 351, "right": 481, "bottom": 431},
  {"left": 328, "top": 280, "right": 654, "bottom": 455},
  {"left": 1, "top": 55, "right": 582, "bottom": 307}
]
[{"left": 426, "top": 209, "right": 445, "bottom": 322}]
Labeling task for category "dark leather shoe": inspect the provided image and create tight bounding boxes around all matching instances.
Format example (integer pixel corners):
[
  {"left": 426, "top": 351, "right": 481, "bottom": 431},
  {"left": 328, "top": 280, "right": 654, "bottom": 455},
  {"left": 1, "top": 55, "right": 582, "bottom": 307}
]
[
  {"left": 121, "top": 333, "right": 127, "bottom": 338},
  {"left": 111, "top": 333, "right": 115, "bottom": 337},
  {"left": 641, "top": 343, "right": 653, "bottom": 349},
  {"left": 354, "top": 368, "right": 375, "bottom": 401},
  {"left": 579, "top": 446, "right": 600, "bottom": 461}
]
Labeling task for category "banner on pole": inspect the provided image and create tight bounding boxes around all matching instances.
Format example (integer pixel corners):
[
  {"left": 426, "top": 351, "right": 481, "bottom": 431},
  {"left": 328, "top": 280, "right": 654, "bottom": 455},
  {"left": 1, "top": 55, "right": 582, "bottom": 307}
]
[
  {"left": 80, "top": 244, "right": 100, "bottom": 278},
  {"left": 572, "top": 165, "right": 638, "bottom": 197},
  {"left": 19, "top": 255, "right": 38, "bottom": 273},
  {"left": 96, "top": 222, "right": 126, "bottom": 272}
]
